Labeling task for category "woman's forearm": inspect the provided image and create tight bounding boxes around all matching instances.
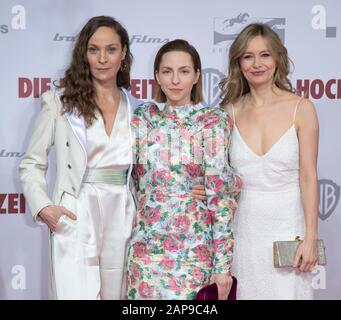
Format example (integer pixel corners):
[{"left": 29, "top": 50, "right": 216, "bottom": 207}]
[{"left": 300, "top": 173, "right": 319, "bottom": 240}]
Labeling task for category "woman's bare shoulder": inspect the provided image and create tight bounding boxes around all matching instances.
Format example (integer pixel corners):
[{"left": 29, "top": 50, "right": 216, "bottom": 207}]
[
  {"left": 282, "top": 92, "right": 316, "bottom": 113},
  {"left": 296, "top": 97, "right": 318, "bottom": 123},
  {"left": 278, "top": 92, "right": 318, "bottom": 129}
]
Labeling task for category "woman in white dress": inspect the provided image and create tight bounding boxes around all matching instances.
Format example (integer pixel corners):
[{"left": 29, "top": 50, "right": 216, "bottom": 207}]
[
  {"left": 19, "top": 16, "right": 141, "bottom": 299},
  {"left": 220, "top": 23, "right": 319, "bottom": 299}
]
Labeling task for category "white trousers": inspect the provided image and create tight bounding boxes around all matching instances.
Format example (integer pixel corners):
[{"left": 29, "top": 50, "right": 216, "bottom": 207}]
[{"left": 51, "top": 184, "right": 135, "bottom": 300}]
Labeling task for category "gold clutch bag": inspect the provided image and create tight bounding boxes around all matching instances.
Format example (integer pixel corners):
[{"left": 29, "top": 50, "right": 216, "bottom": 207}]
[{"left": 273, "top": 236, "right": 327, "bottom": 268}]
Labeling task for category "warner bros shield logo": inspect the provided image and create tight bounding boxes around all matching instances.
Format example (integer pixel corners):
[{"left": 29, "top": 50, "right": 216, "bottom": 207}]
[
  {"left": 202, "top": 68, "right": 225, "bottom": 107},
  {"left": 319, "top": 179, "right": 340, "bottom": 220},
  {"left": 214, "top": 13, "right": 286, "bottom": 46}
]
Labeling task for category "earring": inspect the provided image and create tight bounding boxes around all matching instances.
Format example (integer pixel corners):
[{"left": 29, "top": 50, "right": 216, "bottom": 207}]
[{"left": 120, "top": 60, "right": 127, "bottom": 72}]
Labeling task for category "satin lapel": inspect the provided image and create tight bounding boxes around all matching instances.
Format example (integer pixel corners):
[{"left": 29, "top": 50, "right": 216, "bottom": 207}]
[
  {"left": 121, "top": 88, "right": 133, "bottom": 123},
  {"left": 121, "top": 88, "right": 134, "bottom": 187},
  {"left": 66, "top": 111, "right": 87, "bottom": 157}
]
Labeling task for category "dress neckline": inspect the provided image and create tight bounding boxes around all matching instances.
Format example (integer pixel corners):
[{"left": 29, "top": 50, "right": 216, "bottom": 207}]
[
  {"left": 96, "top": 90, "right": 124, "bottom": 138},
  {"left": 233, "top": 124, "right": 297, "bottom": 158}
]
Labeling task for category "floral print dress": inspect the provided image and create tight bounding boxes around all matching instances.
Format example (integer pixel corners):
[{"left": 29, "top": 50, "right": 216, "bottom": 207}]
[{"left": 126, "top": 102, "right": 242, "bottom": 300}]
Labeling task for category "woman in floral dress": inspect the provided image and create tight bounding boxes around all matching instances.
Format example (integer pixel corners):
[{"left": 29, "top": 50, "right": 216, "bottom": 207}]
[{"left": 126, "top": 39, "right": 242, "bottom": 300}]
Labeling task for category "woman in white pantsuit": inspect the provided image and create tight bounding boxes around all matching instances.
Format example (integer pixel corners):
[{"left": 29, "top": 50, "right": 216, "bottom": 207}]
[{"left": 19, "top": 16, "right": 141, "bottom": 299}]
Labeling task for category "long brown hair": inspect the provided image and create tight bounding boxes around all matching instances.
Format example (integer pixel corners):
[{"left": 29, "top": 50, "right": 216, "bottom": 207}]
[
  {"left": 220, "top": 23, "right": 295, "bottom": 107},
  {"left": 153, "top": 39, "right": 203, "bottom": 104},
  {"left": 60, "top": 16, "right": 132, "bottom": 126}
]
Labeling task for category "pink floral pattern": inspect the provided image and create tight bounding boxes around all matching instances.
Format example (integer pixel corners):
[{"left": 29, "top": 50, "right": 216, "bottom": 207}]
[{"left": 127, "top": 102, "right": 242, "bottom": 300}]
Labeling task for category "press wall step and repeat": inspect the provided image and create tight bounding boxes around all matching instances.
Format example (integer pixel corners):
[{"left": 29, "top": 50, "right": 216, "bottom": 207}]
[{"left": 0, "top": 0, "right": 340, "bottom": 299}]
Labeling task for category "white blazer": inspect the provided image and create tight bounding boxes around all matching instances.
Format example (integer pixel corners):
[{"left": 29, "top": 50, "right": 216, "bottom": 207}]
[
  {"left": 19, "top": 88, "right": 141, "bottom": 221},
  {"left": 19, "top": 88, "right": 141, "bottom": 299}
]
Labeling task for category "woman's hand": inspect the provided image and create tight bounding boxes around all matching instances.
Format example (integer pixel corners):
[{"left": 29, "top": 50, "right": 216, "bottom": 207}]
[
  {"left": 38, "top": 205, "right": 77, "bottom": 232},
  {"left": 210, "top": 273, "right": 233, "bottom": 300},
  {"left": 293, "top": 238, "right": 318, "bottom": 272},
  {"left": 192, "top": 184, "right": 207, "bottom": 201}
]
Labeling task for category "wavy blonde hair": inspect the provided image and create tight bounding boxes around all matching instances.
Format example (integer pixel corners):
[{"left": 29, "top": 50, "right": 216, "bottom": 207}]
[{"left": 219, "top": 23, "right": 295, "bottom": 107}]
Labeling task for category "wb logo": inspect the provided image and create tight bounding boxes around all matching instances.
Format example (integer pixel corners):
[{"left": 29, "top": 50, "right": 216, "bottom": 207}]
[
  {"left": 202, "top": 68, "right": 225, "bottom": 107},
  {"left": 214, "top": 14, "right": 286, "bottom": 45},
  {"left": 319, "top": 179, "right": 340, "bottom": 220}
]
